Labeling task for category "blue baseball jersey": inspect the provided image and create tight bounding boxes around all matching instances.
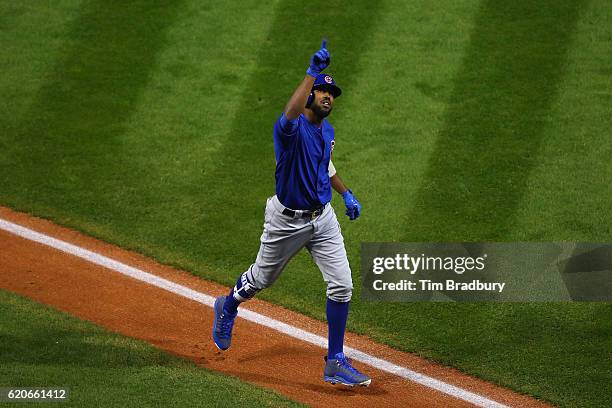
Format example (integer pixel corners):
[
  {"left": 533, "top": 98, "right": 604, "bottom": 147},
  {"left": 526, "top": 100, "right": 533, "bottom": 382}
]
[{"left": 273, "top": 112, "right": 335, "bottom": 210}]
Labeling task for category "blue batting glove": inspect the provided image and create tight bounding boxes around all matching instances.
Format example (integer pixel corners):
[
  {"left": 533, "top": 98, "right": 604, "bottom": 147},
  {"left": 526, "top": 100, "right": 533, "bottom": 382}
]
[
  {"left": 307, "top": 38, "right": 330, "bottom": 78},
  {"left": 342, "top": 189, "right": 361, "bottom": 220}
]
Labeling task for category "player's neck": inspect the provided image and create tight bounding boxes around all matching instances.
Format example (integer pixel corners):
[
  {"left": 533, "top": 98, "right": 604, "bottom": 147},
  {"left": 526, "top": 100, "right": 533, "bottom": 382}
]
[{"left": 303, "top": 109, "right": 324, "bottom": 127}]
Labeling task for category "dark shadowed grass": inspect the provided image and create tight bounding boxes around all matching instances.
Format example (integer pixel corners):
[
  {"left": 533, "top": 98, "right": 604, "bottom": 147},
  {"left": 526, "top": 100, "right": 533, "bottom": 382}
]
[{"left": 0, "top": 290, "right": 303, "bottom": 408}]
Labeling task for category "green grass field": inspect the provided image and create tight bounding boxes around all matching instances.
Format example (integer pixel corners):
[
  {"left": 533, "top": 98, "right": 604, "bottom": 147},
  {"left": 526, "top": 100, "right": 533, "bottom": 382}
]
[
  {"left": 1, "top": 1, "right": 611, "bottom": 407},
  {"left": 0, "top": 290, "right": 302, "bottom": 407}
]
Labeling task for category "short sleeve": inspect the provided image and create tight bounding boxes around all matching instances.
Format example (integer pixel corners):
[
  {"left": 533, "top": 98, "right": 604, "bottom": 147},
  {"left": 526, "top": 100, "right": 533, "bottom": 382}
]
[
  {"left": 275, "top": 112, "right": 299, "bottom": 138},
  {"left": 328, "top": 160, "right": 337, "bottom": 177}
]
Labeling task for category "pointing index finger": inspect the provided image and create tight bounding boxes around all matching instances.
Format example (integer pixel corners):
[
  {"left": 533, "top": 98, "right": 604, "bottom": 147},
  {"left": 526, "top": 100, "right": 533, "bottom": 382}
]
[{"left": 321, "top": 38, "right": 327, "bottom": 49}]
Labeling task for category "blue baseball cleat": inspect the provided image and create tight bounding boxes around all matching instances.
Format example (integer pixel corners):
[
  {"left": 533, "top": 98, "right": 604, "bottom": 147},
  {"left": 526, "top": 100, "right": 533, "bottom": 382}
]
[
  {"left": 323, "top": 352, "right": 371, "bottom": 387},
  {"left": 212, "top": 296, "right": 237, "bottom": 351}
]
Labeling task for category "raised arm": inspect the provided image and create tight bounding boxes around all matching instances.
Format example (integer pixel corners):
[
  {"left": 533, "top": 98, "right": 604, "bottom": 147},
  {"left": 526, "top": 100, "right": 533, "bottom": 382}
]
[
  {"left": 284, "top": 75, "right": 316, "bottom": 120},
  {"left": 284, "top": 39, "right": 330, "bottom": 120}
]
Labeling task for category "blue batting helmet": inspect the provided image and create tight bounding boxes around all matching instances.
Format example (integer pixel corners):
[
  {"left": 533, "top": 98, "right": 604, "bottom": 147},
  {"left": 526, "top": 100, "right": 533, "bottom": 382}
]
[{"left": 306, "top": 73, "right": 342, "bottom": 107}]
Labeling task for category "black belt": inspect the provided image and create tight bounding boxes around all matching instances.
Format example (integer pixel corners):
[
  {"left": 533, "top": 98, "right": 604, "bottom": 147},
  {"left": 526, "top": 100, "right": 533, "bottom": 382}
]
[{"left": 282, "top": 205, "right": 325, "bottom": 219}]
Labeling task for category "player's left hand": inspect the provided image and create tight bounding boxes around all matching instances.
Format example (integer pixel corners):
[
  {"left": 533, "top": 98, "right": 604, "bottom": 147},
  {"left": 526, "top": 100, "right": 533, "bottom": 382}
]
[
  {"left": 342, "top": 190, "right": 361, "bottom": 220},
  {"left": 307, "top": 38, "right": 331, "bottom": 77}
]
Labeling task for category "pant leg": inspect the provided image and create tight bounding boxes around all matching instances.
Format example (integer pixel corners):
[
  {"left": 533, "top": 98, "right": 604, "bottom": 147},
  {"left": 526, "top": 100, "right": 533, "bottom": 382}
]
[
  {"left": 307, "top": 204, "right": 353, "bottom": 302},
  {"left": 245, "top": 196, "right": 313, "bottom": 291}
]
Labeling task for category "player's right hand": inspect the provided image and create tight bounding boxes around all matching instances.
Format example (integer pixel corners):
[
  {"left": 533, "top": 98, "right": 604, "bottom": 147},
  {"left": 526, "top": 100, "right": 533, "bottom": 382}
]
[{"left": 307, "top": 39, "right": 330, "bottom": 77}]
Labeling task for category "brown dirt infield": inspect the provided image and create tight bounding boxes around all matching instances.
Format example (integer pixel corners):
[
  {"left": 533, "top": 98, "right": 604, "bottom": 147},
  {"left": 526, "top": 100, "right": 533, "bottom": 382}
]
[{"left": 0, "top": 207, "right": 552, "bottom": 407}]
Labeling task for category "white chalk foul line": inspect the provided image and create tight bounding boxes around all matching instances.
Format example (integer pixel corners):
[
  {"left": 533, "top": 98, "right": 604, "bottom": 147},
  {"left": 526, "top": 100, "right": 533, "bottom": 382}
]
[{"left": 0, "top": 218, "right": 509, "bottom": 408}]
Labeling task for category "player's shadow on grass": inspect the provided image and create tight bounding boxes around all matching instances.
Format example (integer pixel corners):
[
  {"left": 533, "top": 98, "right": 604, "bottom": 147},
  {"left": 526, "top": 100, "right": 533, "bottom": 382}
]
[
  {"left": 405, "top": 0, "right": 589, "bottom": 241},
  {"left": 6, "top": 1, "right": 183, "bottom": 216},
  {"left": 195, "top": 0, "right": 384, "bottom": 270}
]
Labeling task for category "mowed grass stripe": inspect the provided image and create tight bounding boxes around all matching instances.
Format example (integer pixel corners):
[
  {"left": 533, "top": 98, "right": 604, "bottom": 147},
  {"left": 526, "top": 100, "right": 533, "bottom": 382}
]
[
  {"left": 403, "top": 0, "right": 588, "bottom": 242},
  {"left": 0, "top": 290, "right": 304, "bottom": 408},
  {"left": 509, "top": 0, "right": 612, "bottom": 240}
]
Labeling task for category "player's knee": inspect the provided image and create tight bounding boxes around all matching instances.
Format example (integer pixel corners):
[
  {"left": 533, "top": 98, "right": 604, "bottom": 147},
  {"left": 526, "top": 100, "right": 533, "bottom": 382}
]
[
  {"left": 326, "top": 282, "right": 353, "bottom": 303},
  {"left": 255, "top": 272, "right": 276, "bottom": 289},
  {"left": 250, "top": 262, "right": 285, "bottom": 290}
]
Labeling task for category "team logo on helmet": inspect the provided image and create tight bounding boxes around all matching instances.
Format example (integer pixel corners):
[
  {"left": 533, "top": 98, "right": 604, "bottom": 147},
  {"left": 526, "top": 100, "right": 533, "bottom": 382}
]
[{"left": 324, "top": 75, "right": 333, "bottom": 84}]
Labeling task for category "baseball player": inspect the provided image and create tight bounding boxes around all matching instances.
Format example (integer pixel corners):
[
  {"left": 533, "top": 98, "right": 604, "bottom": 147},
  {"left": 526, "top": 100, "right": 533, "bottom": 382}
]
[{"left": 212, "top": 39, "right": 370, "bottom": 387}]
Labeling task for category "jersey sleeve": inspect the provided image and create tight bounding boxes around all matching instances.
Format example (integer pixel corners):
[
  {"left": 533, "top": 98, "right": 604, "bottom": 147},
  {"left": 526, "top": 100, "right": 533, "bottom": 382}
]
[
  {"left": 328, "top": 160, "right": 337, "bottom": 177},
  {"left": 275, "top": 112, "right": 299, "bottom": 138}
]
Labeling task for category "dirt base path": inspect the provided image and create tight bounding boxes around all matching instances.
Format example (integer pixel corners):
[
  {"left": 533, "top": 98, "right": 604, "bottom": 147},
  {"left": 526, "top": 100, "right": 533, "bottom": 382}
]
[{"left": 0, "top": 207, "right": 551, "bottom": 408}]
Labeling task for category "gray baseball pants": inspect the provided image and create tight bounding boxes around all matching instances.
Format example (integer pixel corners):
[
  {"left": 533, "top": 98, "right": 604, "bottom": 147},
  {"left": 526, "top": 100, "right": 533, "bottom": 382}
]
[{"left": 242, "top": 195, "right": 353, "bottom": 302}]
